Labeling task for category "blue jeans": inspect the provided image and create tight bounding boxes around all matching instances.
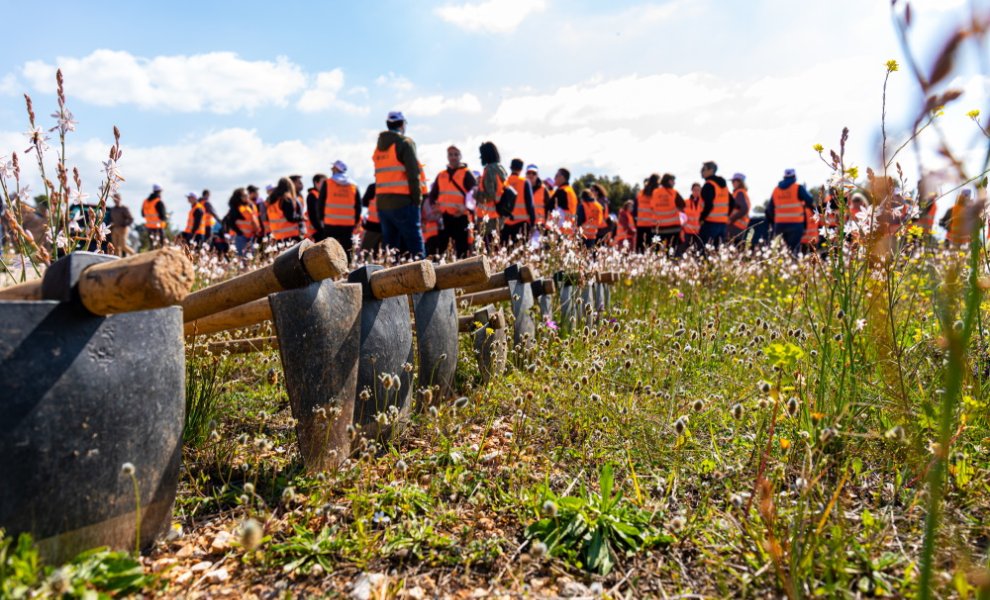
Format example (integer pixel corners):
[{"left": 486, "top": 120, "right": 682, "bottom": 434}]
[
  {"left": 699, "top": 222, "right": 726, "bottom": 248},
  {"left": 379, "top": 203, "right": 425, "bottom": 259},
  {"left": 773, "top": 223, "right": 805, "bottom": 255},
  {"left": 234, "top": 235, "right": 254, "bottom": 256}
]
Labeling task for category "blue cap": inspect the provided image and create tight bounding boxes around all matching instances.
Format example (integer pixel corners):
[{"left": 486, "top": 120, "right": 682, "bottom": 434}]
[
  {"left": 526, "top": 164, "right": 539, "bottom": 173},
  {"left": 333, "top": 160, "right": 348, "bottom": 173},
  {"left": 387, "top": 111, "right": 406, "bottom": 122},
  {"left": 152, "top": 184, "right": 162, "bottom": 192},
  {"left": 732, "top": 172, "right": 746, "bottom": 182},
  {"left": 784, "top": 168, "right": 796, "bottom": 178},
  {"left": 186, "top": 192, "right": 197, "bottom": 199}
]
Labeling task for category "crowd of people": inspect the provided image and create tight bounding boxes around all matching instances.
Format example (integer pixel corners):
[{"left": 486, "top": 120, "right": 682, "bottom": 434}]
[{"left": 131, "top": 111, "right": 980, "bottom": 261}]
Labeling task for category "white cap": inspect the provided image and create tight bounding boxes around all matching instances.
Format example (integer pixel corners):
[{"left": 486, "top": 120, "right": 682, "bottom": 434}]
[
  {"left": 186, "top": 192, "right": 197, "bottom": 199},
  {"left": 526, "top": 164, "right": 539, "bottom": 173}
]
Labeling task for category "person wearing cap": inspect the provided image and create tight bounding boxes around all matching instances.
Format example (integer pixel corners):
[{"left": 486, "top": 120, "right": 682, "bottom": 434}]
[
  {"left": 142, "top": 184, "right": 168, "bottom": 248},
  {"left": 524, "top": 165, "right": 549, "bottom": 229},
  {"left": 653, "top": 173, "right": 685, "bottom": 251},
  {"left": 500, "top": 158, "right": 536, "bottom": 245},
  {"left": 699, "top": 161, "right": 730, "bottom": 248},
  {"left": 181, "top": 192, "right": 207, "bottom": 246},
  {"left": 307, "top": 173, "right": 327, "bottom": 238},
  {"left": 728, "top": 173, "right": 751, "bottom": 246},
  {"left": 372, "top": 111, "right": 425, "bottom": 258},
  {"left": 266, "top": 177, "right": 304, "bottom": 245},
  {"left": 551, "top": 168, "right": 578, "bottom": 236},
  {"left": 317, "top": 161, "right": 362, "bottom": 255},
  {"left": 941, "top": 189, "right": 976, "bottom": 246},
  {"left": 766, "top": 168, "right": 815, "bottom": 255},
  {"left": 428, "top": 145, "right": 477, "bottom": 258}
]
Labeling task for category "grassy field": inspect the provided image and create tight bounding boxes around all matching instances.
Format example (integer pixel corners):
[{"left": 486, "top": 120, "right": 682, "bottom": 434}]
[{"left": 7, "top": 232, "right": 988, "bottom": 598}]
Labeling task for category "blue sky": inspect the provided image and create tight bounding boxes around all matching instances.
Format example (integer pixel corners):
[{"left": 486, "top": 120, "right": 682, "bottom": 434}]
[{"left": 1, "top": 0, "right": 987, "bottom": 218}]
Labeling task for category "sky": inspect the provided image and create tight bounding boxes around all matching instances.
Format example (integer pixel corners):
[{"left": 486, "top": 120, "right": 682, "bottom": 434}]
[{"left": 0, "top": 0, "right": 987, "bottom": 220}]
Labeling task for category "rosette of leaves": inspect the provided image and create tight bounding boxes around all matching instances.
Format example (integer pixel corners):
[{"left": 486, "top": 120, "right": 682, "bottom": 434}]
[{"left": 525, "top": 463, "right": 670, "bottom": 575}]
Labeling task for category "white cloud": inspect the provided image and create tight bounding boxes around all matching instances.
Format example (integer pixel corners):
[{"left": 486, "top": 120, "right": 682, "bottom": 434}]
[
  {"left": 21, "top": 50, "right": 308, "bottom": 114},
  {"left": 296, "top": 69, "right": 369, "bottom": 115},
  {"left": 0, "top": 73, "right": 17, "bottom": 96},
  {"left": 406, "top": 93, "right": 483, "bottom": 117},
  {"left": 492, "top": 73, "right": 731, "bottom": 127},
  {"left": 434, "top": 0, "right": 547, "bottom": 34},
  {"left": 375, "top": 72, "right": 414, "bottom": 92}
]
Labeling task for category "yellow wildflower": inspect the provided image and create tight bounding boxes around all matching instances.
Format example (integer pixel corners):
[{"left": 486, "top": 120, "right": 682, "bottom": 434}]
[
  {"left": 967, "top": 109, "right": 981, "bottom": 119},
  {"left": 813, "top": 143, "right": 824, "bottom": 153},
  {"left": 886, "top": 59, "right": 899, "bottom": 73}
]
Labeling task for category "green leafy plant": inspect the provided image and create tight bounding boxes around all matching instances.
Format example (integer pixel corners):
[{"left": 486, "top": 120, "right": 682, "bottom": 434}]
[
  {"left": 184, "top": 355, "right": 231, "bottom": 446},
  {"left": 0, "top": 531, "right": 42, "bottom": 599},
  {"left": 0, "top": 531, "right": 153, "bottom": 599},
  {"left": 525, "top": 463, "right": 668, "bottom": 575},
  {"left": 270, "top": 524, "right": 344, "bottom": 575}
]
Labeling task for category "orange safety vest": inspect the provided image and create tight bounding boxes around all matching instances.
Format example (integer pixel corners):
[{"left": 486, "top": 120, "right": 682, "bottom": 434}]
[
  {"left": 372, "top": 143, "right": 411, "bottom": 195},
  {"left": 476, "top": 166, "right": 503, "bottom": 221},
  {"left": 614, "top": 208, "right": 636, "bottom": 246},
  {"left": 732, "top": 189, "right": 751, "bottom": 229},
  {"left": 504, "top": 174, "right": 530, "bottom": 226},
  {"left": 267, "top": 197, "right": 299, "bottom": 241},
  {"left": 771, "top": 185, "right": 805, "bottom": 224},
  {"left": 533, "top": 185, "right": 547, "bottom": 226},
  {"left": 637, "top": 190, "right": 656, "bottom": 228},
  {"left": 558, "top": 185, "right": 578, "bottom": 234},
  {"left": 435, "top": 167, "right": 469, "bottom": 216},
  {"left": 705, "top": 180, "right": 730, "bottom": 224},
  {"left": 323, "top": 180, "right": 358, "bottom": 227},
  {"left": 917, "top": 201, "right": 937, "bottom": 234},
  {"left": 654, "top": 187, "right": 680, "bottom": 229},
  {"left": 580, "top": 200, "right": 605, "bottom": 240},
  {"left": 202, "top": 204, "right": 216, "bottom": 234},
  {"left": 233, "top": 203, "right": 260, "bottom": 238},
  {"left": 143, "top": 197, "right": 165, "bottom": 229},
  {"left": 366, "top": 195, "right": 380, "bottom": 224},
  {"left": 422, "top": 205, "right": 439, "bottom": 240},
  {"left": 948, "top": 196, "right": 971, "bottom": 245},
  {"left": 684, "top": 197, "right": 702, "bottom": 235},
  {"left": 801, "top": 208, "right": 820, "bottom": 245},
  {"left": 184, "top": 201, "right": 207, "bottom": 236}
]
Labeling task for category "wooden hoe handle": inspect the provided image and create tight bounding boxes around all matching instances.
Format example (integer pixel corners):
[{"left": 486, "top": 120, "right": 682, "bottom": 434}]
[
  {"left": 0, "top": 247, "right": 194, "bottom": 316},
  {"left": 181, "top": 238, "right": 346, "bottom": 322}
]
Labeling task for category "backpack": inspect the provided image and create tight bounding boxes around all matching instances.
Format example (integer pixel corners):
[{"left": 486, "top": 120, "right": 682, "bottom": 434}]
[{"left": 495, "top": 185, "right": 517, "bottom": 218}]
